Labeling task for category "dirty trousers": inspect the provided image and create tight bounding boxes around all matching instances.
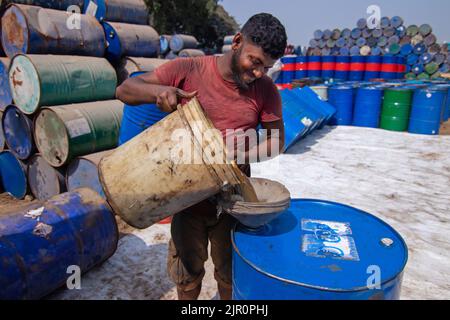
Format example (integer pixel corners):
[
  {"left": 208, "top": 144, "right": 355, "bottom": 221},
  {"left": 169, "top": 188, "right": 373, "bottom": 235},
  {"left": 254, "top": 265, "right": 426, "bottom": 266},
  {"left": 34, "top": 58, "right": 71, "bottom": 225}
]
[{"left": 167, "top": 165, "right": 250, "bottom": 291}]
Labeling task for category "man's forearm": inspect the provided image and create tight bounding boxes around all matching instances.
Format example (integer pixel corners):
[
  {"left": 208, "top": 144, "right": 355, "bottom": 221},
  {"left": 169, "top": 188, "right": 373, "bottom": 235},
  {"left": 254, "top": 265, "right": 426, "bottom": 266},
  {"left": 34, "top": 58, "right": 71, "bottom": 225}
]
[{"left": 116, "top": 78, "right": 171, "bottom": 106}]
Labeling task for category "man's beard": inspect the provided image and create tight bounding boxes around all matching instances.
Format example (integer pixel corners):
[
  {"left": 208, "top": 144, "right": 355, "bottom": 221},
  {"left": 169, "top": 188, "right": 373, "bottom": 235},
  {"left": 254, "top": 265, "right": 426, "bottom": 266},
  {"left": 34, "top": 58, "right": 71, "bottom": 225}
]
[{"left": 231, "top": 48, "right": 250, "bottom": 91}]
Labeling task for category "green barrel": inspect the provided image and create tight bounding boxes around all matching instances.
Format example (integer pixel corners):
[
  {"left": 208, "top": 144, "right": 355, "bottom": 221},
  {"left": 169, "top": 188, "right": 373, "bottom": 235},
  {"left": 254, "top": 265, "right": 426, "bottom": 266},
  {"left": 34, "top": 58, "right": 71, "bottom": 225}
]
[
  {"left": 9, "top": 55, "right": 117, "bottom": 115},
  {"left": 425, "top": 63, "right": 439, "bottom": 75},
  {"left": 34, "top": 100, "right": 123, "bottom": 167},
  {"left": 380, "top": 88, "right": 413, "bottom": 132},
  {"left": 418, "top": 73, "right": 430, "bottom": 80}
]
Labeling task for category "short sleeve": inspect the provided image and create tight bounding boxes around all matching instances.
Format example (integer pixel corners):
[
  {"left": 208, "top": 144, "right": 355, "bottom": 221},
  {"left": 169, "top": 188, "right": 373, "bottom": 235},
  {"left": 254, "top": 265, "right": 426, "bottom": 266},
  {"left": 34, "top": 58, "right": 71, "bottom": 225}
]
[
  {"left": 260, "top": 80, "right": 283, "bottom": 122},
  {"left": 154, "top": 58, "right": 193, "bottom": 88}
]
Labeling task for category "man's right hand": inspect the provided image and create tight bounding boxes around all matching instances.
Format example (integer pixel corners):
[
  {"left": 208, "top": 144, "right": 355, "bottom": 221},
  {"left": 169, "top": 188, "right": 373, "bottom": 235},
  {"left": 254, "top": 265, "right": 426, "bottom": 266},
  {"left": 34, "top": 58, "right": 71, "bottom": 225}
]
[{"left": 156, "top": 87, "right": 198, "bottom": 113}]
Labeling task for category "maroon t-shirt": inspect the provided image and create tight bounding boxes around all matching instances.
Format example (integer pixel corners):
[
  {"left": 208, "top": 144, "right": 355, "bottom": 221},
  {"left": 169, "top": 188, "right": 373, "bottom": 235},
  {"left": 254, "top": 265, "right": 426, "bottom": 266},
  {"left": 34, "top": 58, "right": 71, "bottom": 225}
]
[{"left": 154, "top": 56, "right": 282, "bottom": 137}]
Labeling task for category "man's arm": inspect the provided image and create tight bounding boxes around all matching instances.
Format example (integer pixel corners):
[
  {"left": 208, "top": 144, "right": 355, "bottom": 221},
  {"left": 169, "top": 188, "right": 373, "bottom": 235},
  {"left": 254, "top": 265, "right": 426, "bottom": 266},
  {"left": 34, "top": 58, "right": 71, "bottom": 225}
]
[
  {"left": 115, "top": 69, "right": 196, "bottom": 113},
  {"left": 244, "top": 119, "right": 285, "bottom": 163}
]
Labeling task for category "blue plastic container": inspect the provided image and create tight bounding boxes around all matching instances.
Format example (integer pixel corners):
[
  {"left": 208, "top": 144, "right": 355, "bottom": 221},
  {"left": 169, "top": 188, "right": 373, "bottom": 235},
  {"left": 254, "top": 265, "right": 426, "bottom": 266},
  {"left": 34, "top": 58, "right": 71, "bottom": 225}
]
[
  {"left": 307, "top": 56, "right": 322, "bottom": 78},
  {"left": 1, "top": 105, "right": 35, "bottom": 160},
  {"left": 0, "top": 188, "right": 118, "bottom": 300},
  {"left": 0, "top": 58, "right": 12, "bottom": 110},
  {"left": 295, "top": 56, "right": 308, "bottom": 79},
  {"left": 0, "top": 150, "right": 28, "bottom": 199},
  {"left": 380, "top": 55, "right": 397, "bottom": 79},
  {"left": 83, "top": 0, "right": 148, "bottom": 25},
  {"left": 396, "top": 56, "right": 406, "bottom": 79},
  {"left": 408, "top": 88, "right": 446, "bottom": 135},
  {"left": 349, "top": 56, "right": 366, "bottom": 81},
  {"left": 353, "top": 86, "right": 383, "bottom": 128},
  {"left": 281, "top": 56, "right": 297, "bottom": 83},
  {"left": 232, "top": 199, "right": 408, "bottom": 300},
  {"left": 102, "top": 21, "right": 159, "bottom": 62},
  {"left": 321, "top": 56, "right": 335, "bottom": 79},
  {"left": 328, "top": 86, "right": 354, "bottom": 125},
  {"left": 119, "top": 72, "right": 169, "bottom": 145},
  {"left": 406, "top": 54, "right": 419, "bottom": 66},
  {"left": 364, "top": 56, "right": 382, "bottom": 80}
]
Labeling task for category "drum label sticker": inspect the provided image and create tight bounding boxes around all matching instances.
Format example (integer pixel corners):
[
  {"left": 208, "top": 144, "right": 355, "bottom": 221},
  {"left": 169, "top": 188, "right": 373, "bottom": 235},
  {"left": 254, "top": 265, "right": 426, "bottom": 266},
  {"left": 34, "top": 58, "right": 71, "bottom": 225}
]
[
  {"left": 301, "top": 219, "right": 360, "bottom": 261},
  {"left": 66, "top": 118, "right": 91, "bottom": 138},
  {"left": 85, "top": 1, "right": 98, "bottom": 16}
]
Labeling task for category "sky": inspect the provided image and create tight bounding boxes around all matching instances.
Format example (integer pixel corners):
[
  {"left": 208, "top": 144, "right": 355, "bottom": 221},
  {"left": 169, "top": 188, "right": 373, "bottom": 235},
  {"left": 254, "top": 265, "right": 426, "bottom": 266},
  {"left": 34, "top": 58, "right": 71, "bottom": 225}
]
[{"left": 221, "top": 0, "right": 450, "bottom": 47}]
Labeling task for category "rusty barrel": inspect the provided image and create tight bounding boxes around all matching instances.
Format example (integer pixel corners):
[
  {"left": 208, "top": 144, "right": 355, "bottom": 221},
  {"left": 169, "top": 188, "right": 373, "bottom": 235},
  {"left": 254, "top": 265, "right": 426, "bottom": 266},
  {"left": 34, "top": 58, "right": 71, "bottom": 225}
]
[
  {"left": 66, "top": 150, "right": 113, "bottom": 198},
  {"left": 9, "top": 54, "right": 117, "bottom": 115},
  {"left": 116, "top": 57, "right": 168, "bottom": 84},
  {"left": 0, "top": 1, "right": 84, "bottom": 11},
  {"left": 102, "top": 21, "right": 159, "bottom": 62},
  {"left": 83, "top": 0, "right": 148, "bottom": 25},
  {"left": 99, "top": 97, "right": 241, "bottom": 229},
  {"left": 1, "top": 4, "right": 105, "bottom": 58},
  {"left": 27, "top": 154, "right": 66, "bottom": 200},
  {"left": 33, "top": 100, "right": 123, "bottom": 167},
  {"left": 0, "top": 150, "right": 28, "bottom": 199},
  {"left": 0, "top": 188, "right": 118, "bottom": 300}
]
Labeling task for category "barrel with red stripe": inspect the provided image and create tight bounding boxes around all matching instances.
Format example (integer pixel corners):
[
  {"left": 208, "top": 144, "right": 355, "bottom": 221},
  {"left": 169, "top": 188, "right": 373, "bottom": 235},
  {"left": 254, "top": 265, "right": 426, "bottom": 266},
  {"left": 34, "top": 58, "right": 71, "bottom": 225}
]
[
  {"left": 281, "top": 55, "right": 297, "bottom": 83},
  {"left": 380, "top": 55, "right": 397, "bottom": 79},
  {"left": 364, "top": 55, "right": 382, "bottom": 80},
  {"left": 307, "top": 56, "right": 322, "bottom": 78},
  {"left": 335, "top": 56, "right": 350, "bottom": 81},
  {"left": 396, "top": 56, "right": 407, "bottom": 79},
  {"left": 295, "top": 56, "right": 308, "bottom": 79},
  {"left": 349, "top": 56, "right": 366, "bottom": 81},
  {"left": 321, "top": 56, "right": 335, "bottom": 79}
]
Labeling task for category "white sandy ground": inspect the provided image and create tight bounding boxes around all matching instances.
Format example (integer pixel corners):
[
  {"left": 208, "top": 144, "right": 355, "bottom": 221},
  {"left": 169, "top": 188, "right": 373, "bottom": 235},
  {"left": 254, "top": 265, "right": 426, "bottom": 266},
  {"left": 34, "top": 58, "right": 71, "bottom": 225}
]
[{"left": 49, "top": 126, "right": 450, "bottom": 300}]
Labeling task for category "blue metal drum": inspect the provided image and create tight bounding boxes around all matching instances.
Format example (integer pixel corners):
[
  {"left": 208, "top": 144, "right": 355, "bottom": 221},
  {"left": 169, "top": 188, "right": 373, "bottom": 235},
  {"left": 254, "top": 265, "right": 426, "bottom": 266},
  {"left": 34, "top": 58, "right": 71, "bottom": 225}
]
[
  {"left": 232, "top": 199, "right": 408, "bottom": 300},
  {"left": 339, "top": 47, "right": 350, "bottom": 56},
  {"left": 0, "top": 150, "right": 28, "bottom": 199},
  {"left": 159, "top": 35, "right": 171, "bottom": 55},
  {"left": 119, "top": 72, "right": 169, "bottom": 145},
  {"left": 321, "top": 56, "right": 335, "bottom": 79},
  {"left": 2, "top": 1, "right": 84, "bottom": 11},
  {"left": 349, "top": 56, "right": 366, "bottom": 81},
  {"left": 307, "top": 56, "right": 321, "bottom": 78},
  {"left": 83, "top": 0, "right": 148, "bottom": 25},
  {"left": 412, "top": 63, "right": 424, "bottom": 75},
  {"left": 328, "top": 86, "right": 354, "bottom": 125},
  {"left": 281, "top": 55, "right": 297, "bottom": 83},
  {"left": 364, "top": 55, "right": 382, "bottom": 80},
  {"left": 292, "top": 87, "right": 336, "bottom": 128},
  {"left": 413, "top": 43, "right": 427, "bottom": 55},
  {"left": 1, "top": 4, "right": 106, "bottom": 58},
  {"left": 380, "top": 55, "right": 397, "bottom": 79},
  {"left": 28, "top": 154, "right": 66, "bottom": 201},
  {"left": 371, "top": 47, "right": 382, "bottom": 56},
  {"left": 353, "top": 86, "right": 383, "bottom": 128},
  {"left": 102, "top": 21, "right": 159, "bottom": 62},
  {"left": 0, "top": 188, "right": 118, "bottom": 300},
  {"left": 407, "top": 54, "right": 419, "bottom": 66},
  {"left": 335, "top": 56, "right": 350, "bottom": 81},
  {"left": 401, "top": 44, "right": 414, "bottom": 56},
  {"left": 1, "top": 105, "right": 35, "bottom": 160},
  {"left": 0, "top": 58, "right": 12, "bottom": 110},
  {"left": 434, "top": 84, "right": 450, "bottom": 122},
  {"left": 408, "top": 88, "right": 446, "bottom": 135},
  {"left": 0, "top": 111, "right": 5, "bottom": 152},
  {"left": 295, "top": 56, "right": 307, "bottom": 79}
]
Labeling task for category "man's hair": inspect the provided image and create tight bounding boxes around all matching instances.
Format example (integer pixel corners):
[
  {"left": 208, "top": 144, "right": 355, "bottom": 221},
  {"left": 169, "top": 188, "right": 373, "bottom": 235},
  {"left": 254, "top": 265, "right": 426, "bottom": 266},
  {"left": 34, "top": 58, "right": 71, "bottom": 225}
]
[{"left": 241, "top": 13, "right": 287, "bottom": 60}]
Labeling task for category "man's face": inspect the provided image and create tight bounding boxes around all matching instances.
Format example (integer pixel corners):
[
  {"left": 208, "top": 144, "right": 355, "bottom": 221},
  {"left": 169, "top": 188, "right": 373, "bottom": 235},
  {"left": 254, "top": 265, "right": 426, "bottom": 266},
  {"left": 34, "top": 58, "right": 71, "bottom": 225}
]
[{"left": 230, "top": 35, "right": 276, "bottom": 91}]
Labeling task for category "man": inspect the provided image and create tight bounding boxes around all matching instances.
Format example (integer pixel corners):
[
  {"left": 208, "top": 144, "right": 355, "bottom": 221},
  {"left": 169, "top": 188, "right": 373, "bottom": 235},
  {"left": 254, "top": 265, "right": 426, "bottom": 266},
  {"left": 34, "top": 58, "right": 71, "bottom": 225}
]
[{"left": 116, "top": 13, "right": 287, "bottom": 300}]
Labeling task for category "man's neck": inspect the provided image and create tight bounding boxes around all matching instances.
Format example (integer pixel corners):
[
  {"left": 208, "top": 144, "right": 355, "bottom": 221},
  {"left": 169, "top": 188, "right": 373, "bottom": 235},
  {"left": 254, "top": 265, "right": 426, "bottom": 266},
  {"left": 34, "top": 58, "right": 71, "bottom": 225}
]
[{"left": 217, "top": 52, "right": 235, "bottom": 83}]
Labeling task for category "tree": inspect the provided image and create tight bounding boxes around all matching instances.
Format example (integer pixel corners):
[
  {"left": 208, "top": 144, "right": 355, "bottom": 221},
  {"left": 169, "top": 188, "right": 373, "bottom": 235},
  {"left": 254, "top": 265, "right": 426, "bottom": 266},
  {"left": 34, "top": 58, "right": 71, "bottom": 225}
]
[{"left": 146, "top": 0, "right": 239, "bottom": 51}]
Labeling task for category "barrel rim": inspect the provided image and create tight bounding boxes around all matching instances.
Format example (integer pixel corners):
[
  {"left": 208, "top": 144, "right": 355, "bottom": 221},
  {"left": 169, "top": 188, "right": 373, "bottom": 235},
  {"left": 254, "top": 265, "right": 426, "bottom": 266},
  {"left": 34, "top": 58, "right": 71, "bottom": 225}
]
[
  {"left": 33, "top": 107, "right": 70, "bottom": 168},
  {"left": 231, "top": 198, "right": 409, "bottom": 293},
  {"left": 66, "top": 156, "right": 101, "bottom": 192},
  {"left": 27, "top": 153, "right": 63, "bottom": 200},
  {"left": 2, "top": 4, "right": 31, "bottom": 58},
  {"left": 0, "top": 149, "right": 28, "bottom": 199},
  {"left": 9, "top": 54, "right": 42, "bottom": 115},
  {"left": 2, "top": 104, "right": 35, "bottom": 160}
]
